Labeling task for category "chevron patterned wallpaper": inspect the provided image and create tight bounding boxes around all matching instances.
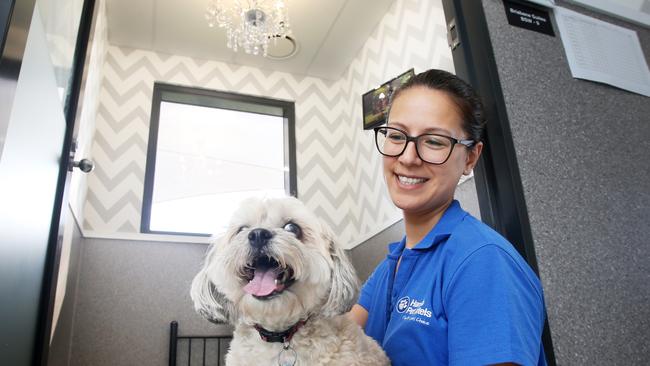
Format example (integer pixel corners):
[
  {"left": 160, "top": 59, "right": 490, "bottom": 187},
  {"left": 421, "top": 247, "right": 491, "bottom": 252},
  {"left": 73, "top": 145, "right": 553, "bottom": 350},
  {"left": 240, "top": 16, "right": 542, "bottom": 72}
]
[
  {"left": 339, "top": 0, "right": 454, "bottom": 242},
  {"left": 82, "top": 0, "right": 454, "bottom": 247}
]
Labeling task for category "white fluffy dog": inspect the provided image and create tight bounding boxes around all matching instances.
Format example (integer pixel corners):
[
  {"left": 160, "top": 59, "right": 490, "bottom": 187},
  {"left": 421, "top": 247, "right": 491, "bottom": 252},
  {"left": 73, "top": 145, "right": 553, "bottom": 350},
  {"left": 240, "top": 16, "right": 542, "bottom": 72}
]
[{"left": 191, "top": 197, "right": 389, "bottom": 366}]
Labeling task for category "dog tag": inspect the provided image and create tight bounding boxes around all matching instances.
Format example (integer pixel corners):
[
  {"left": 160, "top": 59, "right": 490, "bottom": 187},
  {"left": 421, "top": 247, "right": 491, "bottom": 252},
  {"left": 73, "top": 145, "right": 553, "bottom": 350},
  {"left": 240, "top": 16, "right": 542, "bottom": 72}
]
[{"left": 277, "top": 343, "right": 297, "bottom": 366}]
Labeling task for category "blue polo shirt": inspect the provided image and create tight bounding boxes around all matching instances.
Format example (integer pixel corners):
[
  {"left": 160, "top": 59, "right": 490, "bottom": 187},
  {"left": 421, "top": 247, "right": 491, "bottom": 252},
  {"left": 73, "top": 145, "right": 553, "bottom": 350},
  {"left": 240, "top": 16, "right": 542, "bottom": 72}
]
[{"left": 359, "top": 201, "right": 547, "bottom": 366}]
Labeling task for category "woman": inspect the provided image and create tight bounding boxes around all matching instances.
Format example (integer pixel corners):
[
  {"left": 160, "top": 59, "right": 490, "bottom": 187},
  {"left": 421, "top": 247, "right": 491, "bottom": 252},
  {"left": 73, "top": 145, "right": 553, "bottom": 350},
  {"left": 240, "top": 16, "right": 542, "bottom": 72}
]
[{"left": 349, "top": 69, "right": 547, "bottom": 366}]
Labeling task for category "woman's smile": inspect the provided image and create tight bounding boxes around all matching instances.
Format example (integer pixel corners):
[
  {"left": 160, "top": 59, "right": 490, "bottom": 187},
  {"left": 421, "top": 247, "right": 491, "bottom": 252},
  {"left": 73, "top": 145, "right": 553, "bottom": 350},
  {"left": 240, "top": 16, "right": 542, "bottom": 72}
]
[{"left": 395, "top": 173, "right": 429, "bottom": 189}]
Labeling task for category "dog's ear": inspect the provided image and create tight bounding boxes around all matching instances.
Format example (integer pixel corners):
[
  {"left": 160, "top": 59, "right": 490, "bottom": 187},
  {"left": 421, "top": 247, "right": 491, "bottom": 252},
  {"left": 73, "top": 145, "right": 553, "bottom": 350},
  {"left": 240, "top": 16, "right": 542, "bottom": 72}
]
[
  {"left": 320, "top": 221, "right": 360, "bottom": 317},
  {"left": 190, "top": 243, "right": 237, "bottom": 324}
]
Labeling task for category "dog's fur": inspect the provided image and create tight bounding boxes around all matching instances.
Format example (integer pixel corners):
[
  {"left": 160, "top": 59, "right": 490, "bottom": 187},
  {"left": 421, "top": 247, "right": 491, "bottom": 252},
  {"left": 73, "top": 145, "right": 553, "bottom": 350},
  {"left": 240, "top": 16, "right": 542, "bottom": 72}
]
[{"left": 191, "top": 197, "right": 389, "bottom": 365}]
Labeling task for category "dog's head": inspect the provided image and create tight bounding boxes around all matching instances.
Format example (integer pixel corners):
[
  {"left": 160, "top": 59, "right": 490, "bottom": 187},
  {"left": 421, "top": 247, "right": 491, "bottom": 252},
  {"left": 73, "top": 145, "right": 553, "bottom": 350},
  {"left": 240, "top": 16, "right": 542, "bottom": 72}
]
[{"left": 191, "top": 197, "right": 359, "bottom": 329}]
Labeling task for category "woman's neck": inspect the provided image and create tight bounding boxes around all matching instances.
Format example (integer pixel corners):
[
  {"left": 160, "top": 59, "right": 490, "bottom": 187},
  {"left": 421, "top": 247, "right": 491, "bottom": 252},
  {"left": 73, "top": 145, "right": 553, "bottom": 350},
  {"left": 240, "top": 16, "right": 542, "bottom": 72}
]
[{"left": 402, "top": 201, "right": 452, "bottom": 249}]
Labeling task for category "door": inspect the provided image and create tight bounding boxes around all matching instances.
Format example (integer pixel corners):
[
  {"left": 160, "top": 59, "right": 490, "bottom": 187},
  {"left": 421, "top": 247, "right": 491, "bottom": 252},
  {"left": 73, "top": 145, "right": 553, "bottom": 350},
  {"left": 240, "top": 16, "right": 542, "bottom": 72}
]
[
  {"left": 440, "top": 0, "right": 556, "bottom": 364},
  {"left": 0, "top": 0, "right": 92, "bottom": 364}
]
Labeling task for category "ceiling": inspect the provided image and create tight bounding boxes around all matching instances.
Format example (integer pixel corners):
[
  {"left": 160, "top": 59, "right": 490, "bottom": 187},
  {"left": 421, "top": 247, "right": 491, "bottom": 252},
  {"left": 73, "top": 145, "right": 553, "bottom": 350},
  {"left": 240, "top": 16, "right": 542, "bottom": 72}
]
[{"left": 105, "top": 0, "right": 395, "bottom": 80}]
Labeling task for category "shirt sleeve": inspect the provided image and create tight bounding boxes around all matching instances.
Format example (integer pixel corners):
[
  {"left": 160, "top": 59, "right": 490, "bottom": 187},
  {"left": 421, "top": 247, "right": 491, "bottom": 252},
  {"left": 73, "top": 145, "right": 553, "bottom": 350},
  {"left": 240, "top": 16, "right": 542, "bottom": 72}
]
[{"left": 445, "top": 244, "right": 545, "bottom": 366}]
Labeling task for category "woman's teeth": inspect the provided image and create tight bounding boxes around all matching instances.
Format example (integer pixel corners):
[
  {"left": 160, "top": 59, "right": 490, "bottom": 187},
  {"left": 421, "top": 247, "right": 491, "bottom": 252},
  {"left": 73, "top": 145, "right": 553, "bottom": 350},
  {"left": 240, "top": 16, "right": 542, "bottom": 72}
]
[{"left": 398, "top": 175, "right": 427, "bottom": 185}]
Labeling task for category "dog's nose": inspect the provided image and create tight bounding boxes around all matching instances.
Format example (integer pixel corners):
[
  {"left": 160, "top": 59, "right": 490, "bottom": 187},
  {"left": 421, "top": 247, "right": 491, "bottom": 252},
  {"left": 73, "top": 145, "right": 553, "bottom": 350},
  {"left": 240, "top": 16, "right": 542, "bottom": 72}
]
[{"left": 248, "top": 228, "right": 273, "bottom": 249}]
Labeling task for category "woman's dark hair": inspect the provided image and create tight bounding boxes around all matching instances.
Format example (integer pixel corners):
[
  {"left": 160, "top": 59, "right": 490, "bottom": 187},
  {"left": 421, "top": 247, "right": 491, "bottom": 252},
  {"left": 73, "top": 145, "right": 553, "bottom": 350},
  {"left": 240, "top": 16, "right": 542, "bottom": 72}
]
[{"left": 389, "top": 69, "right": 486, "bottom": 142}]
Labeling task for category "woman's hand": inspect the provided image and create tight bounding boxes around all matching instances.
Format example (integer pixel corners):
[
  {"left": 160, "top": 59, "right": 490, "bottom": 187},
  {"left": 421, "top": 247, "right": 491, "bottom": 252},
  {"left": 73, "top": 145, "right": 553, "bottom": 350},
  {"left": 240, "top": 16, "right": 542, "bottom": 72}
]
[{"left": 347, "top": 304, "right": 369, "bottom": 328}]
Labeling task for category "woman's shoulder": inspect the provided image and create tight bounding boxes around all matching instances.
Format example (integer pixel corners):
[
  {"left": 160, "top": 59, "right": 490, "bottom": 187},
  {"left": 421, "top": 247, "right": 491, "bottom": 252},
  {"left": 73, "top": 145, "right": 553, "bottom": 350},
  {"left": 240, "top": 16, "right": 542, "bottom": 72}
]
[
  {"left": 451, "top": 213, "right": 514, "bottom": 252},
  {"left": 438, "top": 201, "right": 512, "bottom": 252},
  {"left": 442, "top": 214, "right": 538, "bottom": 277},
  {"left": 443, "top": 214, "right": 544, "bottom": 293}
]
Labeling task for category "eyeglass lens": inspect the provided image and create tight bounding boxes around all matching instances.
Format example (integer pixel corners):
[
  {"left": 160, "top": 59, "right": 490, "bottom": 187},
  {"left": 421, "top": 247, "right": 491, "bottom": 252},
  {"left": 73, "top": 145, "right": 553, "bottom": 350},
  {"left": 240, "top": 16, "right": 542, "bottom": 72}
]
[{"left": 376, "top": 127, "right": 453, "bottom": 164}]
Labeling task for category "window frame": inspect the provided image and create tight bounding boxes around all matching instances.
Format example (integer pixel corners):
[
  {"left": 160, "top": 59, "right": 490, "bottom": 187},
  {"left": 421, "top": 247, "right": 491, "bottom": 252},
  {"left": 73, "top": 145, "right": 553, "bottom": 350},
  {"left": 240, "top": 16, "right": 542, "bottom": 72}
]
[{"left": 141, "top": 82, "right": 297, "bottom": 236}]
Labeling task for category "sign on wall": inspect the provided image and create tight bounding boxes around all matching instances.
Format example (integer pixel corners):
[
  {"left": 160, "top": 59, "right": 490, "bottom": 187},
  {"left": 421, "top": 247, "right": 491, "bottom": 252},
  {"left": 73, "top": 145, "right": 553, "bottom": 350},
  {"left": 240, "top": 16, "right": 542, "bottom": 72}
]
[{"left": 504, "top": 0, "right": 555, "bottom": 36}]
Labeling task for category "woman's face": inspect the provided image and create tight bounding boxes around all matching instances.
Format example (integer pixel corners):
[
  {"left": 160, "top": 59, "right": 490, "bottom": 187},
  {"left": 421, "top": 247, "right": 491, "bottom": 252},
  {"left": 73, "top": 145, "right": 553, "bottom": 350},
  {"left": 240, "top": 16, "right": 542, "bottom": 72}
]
[{"left": 383, "top": 86, "right": 482, "bottom": 216}]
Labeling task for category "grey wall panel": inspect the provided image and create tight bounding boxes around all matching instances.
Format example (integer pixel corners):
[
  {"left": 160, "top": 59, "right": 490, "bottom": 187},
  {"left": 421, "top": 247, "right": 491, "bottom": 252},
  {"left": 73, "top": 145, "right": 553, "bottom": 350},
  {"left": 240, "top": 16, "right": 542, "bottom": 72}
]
[
  {"left": 481, "top": 1, "right": 650, "bottom": 364},
  {"left": 347, "top": 221, "right": 402, "bottom": 284},
  {"left": 48, "top": 206, "right": 84, "bottom": 366},
  {"left": 455, "top": 178, "right": 481, "bottom": 221},
  {"left": 68, "top": 239, "right": 231, "bottom": 366}
]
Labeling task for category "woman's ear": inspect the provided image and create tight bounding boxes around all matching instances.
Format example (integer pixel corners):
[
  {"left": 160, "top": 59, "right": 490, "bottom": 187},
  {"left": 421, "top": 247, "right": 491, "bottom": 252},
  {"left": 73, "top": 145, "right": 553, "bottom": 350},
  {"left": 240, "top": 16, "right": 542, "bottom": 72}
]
[{"left": 464, "top": 141, "right": 483, "bottom": 175}]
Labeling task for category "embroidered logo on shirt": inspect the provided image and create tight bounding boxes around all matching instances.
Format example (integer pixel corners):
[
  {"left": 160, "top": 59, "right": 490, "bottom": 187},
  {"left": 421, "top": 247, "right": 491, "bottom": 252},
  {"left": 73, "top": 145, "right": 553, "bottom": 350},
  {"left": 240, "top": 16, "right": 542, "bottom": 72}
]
[
  {"left": 396, "top": 296, "right": 410, "bottom": 313},
  {"left": 396, "top": 297, "right": 433, "bottom": 325}
]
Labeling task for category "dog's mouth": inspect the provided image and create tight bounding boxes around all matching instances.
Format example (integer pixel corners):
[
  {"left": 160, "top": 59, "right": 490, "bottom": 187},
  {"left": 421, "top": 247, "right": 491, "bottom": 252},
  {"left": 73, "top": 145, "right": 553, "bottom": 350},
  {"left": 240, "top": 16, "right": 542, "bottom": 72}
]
[{"left": 242, "top": 256, "right": 295, "bottom": 300}]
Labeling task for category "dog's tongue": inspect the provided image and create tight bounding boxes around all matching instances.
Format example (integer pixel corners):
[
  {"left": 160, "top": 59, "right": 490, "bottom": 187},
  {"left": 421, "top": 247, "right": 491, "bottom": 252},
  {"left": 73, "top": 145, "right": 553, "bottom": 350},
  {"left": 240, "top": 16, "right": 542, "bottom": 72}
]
[{"left": 244, "top": 268, "right": 280, "bottom": 296}]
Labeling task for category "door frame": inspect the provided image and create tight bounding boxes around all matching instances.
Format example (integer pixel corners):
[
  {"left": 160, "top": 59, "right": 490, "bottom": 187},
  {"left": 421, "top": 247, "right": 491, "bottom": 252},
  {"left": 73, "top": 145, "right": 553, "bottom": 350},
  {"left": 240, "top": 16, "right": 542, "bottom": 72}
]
[
  {"left": 1, "top": 0, "right": 96, "bottom": 364},
  {"left": 36, "top": 0, "right": 96, "bottom": 364},
  {"left": 440, "top": 0, "right": 556, "bottom": 364}
]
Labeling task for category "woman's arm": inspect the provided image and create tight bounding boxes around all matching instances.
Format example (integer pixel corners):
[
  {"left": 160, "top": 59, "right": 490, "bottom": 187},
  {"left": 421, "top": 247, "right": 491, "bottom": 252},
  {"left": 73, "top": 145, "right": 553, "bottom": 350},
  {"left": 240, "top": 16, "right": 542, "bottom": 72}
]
[{"left": 347, "top": 304, "right": 369, "bottom": 328}]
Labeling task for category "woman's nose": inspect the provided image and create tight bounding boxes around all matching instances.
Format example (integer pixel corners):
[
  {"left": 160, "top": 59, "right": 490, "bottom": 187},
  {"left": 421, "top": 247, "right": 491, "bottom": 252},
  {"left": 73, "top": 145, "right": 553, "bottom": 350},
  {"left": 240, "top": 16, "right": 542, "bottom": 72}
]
[{"left": 398, "top": 141, "right": 421, "bottom": 165}]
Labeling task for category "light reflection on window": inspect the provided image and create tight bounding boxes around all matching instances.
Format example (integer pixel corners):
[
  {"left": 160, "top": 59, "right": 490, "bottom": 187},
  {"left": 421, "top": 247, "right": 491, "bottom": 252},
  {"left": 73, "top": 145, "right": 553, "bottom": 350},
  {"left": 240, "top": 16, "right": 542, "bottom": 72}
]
[{"left": 149, "top": 101, "right": 286, "bottom": 235}]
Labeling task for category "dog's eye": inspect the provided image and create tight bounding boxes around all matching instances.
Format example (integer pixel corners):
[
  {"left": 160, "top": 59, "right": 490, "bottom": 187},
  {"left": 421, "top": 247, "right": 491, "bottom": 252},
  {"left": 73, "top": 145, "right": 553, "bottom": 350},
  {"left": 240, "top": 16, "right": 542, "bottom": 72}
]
[
  {"left": 236, "top": 226, "right": 248, "bottom": 234},
  {"left": 283, "top": 222, "right": 302, "bottom": 239}
]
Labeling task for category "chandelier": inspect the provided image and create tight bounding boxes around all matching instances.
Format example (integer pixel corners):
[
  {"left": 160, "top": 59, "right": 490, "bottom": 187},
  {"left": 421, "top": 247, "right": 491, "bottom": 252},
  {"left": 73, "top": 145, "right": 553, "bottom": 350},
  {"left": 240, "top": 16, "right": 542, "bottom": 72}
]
[{"left": 205, "top": 0, "right": 292, "bottom": 57}]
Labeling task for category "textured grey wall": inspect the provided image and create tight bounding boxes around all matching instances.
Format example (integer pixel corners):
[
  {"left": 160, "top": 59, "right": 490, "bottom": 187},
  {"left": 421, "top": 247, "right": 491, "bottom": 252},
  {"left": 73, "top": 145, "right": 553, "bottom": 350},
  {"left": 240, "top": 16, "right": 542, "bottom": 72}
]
[
  {"left": 455, "top": 177, "right": 481, "bottom": 222},
  {"left": 481, "top": 1, "right": 650, "bottom": 364},
  {"left": 66, "top": 238, "right": 231, "bottom": 366},
  {"left": 347, "top": 222, "right": 400, "bottom": 284},
  {"left": 48, "top": 206, "right": 84, "bottom": 366}
]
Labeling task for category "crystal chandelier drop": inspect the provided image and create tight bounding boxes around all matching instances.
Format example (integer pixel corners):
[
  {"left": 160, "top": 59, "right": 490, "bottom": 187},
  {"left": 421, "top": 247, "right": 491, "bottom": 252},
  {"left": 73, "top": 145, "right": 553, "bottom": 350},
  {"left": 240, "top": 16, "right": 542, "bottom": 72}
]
[{"left": 205, "top": 0, "right": 292, "bottom": 57}]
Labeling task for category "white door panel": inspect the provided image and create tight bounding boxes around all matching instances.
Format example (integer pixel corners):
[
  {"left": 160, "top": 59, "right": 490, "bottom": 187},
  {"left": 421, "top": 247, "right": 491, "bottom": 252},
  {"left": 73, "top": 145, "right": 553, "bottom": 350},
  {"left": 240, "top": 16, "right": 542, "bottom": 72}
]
[{"left": 0, "top": 7, "right": 68, "bottom": 365}]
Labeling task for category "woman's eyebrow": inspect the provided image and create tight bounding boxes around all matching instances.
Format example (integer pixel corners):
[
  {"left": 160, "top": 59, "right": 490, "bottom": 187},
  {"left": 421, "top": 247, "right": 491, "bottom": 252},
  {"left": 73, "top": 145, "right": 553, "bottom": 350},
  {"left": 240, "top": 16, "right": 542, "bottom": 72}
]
[
  {"left": 387, "top": 122, "right": 452, "bottom": 136},
  {"left": 386, "top": 121, "right": 405, "bottom": 129},
  {"left": 421, "top": 127, "right": 452, "bottom": 135}
]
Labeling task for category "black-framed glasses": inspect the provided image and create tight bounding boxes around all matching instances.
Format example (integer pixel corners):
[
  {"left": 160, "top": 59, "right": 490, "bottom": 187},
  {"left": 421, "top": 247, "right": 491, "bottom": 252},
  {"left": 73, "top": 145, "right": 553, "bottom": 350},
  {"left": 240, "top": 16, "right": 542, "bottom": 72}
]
[{"left": 373, "top": 126, "right": 476, "bottom": 165}]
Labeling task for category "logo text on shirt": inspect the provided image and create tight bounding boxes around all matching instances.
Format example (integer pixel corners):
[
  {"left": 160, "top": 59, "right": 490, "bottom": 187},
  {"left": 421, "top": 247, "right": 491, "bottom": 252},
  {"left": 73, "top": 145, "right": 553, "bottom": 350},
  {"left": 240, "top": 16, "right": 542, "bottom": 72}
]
[{"left": 396, "top": 296, "right": 432, "bottom": 325}]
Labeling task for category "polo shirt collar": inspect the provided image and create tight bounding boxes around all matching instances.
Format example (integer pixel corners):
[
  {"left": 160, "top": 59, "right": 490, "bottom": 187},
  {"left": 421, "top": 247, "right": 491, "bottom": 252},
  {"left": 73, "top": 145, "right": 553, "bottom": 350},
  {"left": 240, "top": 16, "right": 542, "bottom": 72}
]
[{"left": 387, "top": 200, "right": 467, "bottom": 256}]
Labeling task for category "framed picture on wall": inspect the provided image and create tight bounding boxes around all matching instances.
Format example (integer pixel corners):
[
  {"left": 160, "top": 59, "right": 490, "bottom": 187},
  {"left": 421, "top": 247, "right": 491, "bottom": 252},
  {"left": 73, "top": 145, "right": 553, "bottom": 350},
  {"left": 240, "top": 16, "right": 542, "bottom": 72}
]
[{"left": 362, "top": 68, "right": 415, "bottom": 130}]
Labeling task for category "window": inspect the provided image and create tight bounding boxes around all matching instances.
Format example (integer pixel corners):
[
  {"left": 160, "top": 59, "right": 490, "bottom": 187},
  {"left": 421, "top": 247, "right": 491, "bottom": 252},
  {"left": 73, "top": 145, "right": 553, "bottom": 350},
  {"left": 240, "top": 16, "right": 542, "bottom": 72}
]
[{"left": 142, "top": 83, "right": 296, "bottom": 236}]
